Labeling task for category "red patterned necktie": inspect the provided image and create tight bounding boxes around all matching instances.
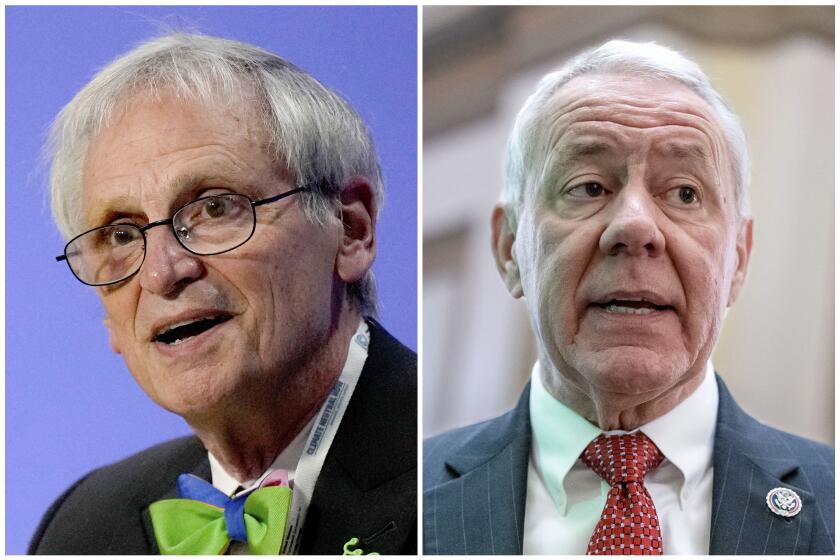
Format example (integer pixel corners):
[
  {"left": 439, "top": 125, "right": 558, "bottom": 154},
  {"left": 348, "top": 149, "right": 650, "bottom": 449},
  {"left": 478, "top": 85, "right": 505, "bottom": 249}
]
[{"left": 580, "top": 433, "right": 665, "bottom": 555}]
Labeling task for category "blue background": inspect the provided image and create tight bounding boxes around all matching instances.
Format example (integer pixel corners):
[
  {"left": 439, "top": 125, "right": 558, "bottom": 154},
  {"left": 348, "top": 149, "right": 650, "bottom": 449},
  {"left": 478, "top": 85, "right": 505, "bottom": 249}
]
[{"left": 6, "top": 6, "right": 417, "bottom": 553}]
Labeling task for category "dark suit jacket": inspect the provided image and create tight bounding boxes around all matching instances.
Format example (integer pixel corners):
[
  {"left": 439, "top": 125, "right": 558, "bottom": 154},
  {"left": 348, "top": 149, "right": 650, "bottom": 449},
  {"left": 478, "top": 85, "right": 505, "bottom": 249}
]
[
  {"left": 30, "top": 320, "right": 417, "bottom": 555},
  {"left": 423, "top": 375, "right": 834, "bottom": 554}
]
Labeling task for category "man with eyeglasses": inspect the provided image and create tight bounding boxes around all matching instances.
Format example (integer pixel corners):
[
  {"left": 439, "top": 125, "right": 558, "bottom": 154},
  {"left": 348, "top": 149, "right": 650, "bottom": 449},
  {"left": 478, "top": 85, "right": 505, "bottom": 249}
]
[{"left": 32, "top": 32, "right": 416, "bottom": 555}]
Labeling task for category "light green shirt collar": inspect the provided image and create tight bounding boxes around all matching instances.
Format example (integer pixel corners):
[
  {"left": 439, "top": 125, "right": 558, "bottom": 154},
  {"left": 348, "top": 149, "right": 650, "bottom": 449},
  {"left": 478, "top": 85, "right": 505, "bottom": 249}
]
[{"left": 529, "top": 362, "right": 600, "bottom": 515}]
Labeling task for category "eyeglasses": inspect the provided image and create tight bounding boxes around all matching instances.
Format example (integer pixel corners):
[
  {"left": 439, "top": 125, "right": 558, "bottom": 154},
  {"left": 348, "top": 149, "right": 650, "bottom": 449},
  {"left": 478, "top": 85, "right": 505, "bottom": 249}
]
[{"left": 56, "top": 187, "right": 308, "bottom": 286}]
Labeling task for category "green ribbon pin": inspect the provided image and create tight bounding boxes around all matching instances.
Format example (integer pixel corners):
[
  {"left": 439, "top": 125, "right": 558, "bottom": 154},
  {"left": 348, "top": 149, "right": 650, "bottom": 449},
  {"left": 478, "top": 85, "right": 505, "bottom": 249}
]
[{"left": 343, "top": 537, "right": 380, "bottom": 555}]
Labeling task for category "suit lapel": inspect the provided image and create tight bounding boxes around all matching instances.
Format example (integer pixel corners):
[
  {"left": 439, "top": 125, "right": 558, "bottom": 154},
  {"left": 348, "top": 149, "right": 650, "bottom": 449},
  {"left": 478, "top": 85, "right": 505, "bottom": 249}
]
[
  {"left": 139, "top": 450, "right": 211, "bottom": 554},
  {"left": 300, "top": 320, "right": 417, "bottom": 554},
  {"left": 709, "top": 376, "right": 815, "bottom": 554},
  {"left": 425, "top": 385, "right": 530, "bottom": 554}
]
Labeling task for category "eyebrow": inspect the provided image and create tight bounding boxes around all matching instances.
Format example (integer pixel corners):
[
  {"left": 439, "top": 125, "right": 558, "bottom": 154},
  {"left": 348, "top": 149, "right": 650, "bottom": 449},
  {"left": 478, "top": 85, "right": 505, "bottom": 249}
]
[
  {"left": 556, "top": 140, "right": 614, "bottom": 164},
  {"left": 655, "top": 141, "right": 712, "bottom": 165},
  {"left": 86, "top": 172, "right": 244, "bottom": 228},
  {"left": 167, "top": 172, "right": 234, "bottom": 207},
  {"left": 540, "top": 139, "right": 616, "bottom": 183}
]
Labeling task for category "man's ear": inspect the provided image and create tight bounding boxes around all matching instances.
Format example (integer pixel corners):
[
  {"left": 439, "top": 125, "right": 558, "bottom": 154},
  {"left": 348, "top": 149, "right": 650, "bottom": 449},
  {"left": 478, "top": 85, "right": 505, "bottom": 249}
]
[
  {"left": 727, "top": 217, "right": 753, "bottom": 306},
  {"left": 335, "top": 179, "right": 376, "bottom": 284},
  {"left": 103, "top": 316, "right": 122, "bottom": 354},
  {"left": 491, "top": 204, "right": 523, "bottom": 298}
]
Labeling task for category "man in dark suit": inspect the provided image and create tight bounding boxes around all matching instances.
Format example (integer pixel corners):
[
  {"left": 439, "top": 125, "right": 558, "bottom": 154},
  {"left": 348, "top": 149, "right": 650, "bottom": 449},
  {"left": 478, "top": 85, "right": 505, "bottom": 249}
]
[
  {"left": 32, "top": 32, "right": 416, "bottom": 554},
  {"left": 424, "top": 39, "right": 833, "bottom": 555}
]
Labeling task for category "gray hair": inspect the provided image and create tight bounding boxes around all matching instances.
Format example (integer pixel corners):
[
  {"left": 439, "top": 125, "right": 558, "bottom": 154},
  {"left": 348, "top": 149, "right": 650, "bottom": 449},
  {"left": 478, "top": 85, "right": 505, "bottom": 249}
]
[
  {"left": 48, "top": 32, "right": 382, "bottom": 315},
  {"left": 504, "top": 39, "right": 751, "bottom": 222}
]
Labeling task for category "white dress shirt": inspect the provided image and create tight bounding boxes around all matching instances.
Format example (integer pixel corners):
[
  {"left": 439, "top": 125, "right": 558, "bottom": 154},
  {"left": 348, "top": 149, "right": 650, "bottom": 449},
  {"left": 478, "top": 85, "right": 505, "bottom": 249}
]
[{"left": 524, "top": 361, "right": 718, "bottom": 554}]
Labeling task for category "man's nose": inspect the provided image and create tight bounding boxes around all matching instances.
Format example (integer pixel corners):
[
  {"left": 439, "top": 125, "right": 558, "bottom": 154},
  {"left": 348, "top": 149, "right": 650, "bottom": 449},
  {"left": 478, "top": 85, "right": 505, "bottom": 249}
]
[
  {"left": 139, "top": 226, "right": 204, "bottom": 296},
  {"left": 598, "top": 186, "right": 665, "bottom": 258}
]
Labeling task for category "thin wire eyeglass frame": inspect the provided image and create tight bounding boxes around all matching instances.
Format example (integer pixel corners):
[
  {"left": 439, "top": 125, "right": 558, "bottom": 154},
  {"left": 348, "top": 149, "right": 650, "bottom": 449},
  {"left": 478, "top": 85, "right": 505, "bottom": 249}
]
[{"left": 55, "top": 187, "right": 308, "bottom": 286}]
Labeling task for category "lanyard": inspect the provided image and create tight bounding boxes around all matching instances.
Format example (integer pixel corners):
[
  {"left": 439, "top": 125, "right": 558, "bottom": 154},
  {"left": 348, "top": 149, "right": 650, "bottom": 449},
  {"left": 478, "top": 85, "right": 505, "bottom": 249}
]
[{"left": 280, "top": 321, "right": 369, "bottom": 554}]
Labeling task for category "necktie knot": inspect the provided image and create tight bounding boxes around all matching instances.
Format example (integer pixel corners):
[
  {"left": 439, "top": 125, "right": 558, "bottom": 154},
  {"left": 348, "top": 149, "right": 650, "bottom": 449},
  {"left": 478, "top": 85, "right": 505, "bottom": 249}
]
[
  {"left": 580, "top": 433, "right": 665, "bottom": 555},
  {"left": 581, "top": 433, "right": 663, "bottom": 486}
]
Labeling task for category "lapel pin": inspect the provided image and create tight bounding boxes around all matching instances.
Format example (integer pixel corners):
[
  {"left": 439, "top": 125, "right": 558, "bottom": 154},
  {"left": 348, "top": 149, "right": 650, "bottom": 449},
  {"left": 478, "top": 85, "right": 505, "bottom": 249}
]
[{"left": 766, "top": 487, "right": 802, "bottom": 518}]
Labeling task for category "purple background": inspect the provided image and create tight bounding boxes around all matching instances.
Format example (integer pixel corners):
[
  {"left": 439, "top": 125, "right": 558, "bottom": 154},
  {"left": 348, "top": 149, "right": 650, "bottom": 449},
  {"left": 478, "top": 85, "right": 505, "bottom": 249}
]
[{"left": 6, "top": 6, "right": 417, "bottom": 553}]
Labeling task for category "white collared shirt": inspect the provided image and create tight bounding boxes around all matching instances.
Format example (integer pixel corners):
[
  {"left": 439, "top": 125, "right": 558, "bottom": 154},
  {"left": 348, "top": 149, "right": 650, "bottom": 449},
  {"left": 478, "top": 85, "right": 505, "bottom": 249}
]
[
  {"left": 208, "top": 412, "right": 317, "bottom": 497},
  {"left": 524, "top": 361, "right": 718, "bottom": 555}
]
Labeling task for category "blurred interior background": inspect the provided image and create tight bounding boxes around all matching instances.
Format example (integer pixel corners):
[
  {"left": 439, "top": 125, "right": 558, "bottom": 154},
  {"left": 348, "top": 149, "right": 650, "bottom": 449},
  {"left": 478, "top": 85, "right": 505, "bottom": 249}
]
[{"left": 423, "top": 5, "right": 834, "bottom": 443}]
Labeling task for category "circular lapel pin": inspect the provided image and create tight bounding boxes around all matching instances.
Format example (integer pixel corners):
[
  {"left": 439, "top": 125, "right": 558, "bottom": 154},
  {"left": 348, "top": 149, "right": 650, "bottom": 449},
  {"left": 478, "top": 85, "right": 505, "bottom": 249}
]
[{"left": 766, "top": 487, "right": 802, "bottom": 518}]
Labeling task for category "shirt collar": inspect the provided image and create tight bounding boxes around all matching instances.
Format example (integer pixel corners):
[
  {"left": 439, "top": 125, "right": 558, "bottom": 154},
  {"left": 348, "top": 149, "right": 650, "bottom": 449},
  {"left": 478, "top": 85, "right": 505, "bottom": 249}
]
[
  {"left": 641, "top": 360, "right": 718, "bottom": 506},
  {"left": 209, "top": 412, "right": 317, "bottom": 497},
  {"left": 529, "top": 362, "right": 600, "bottom": 515},
  {"left": 529, "top": 361, "right": 717, "bottom": 513}
]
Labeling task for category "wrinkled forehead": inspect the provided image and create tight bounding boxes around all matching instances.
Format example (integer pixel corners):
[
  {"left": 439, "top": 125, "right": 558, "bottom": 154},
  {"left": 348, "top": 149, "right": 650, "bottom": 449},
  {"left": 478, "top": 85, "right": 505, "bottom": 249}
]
[
  {"left": 82, "top": 92, "right": 267, "bottom": 181},
  {"left": 531, "top": 73, "right": 729, "bottom": 179},
  {"left": 79, "top": 91, "right": 278, "bottom": 226},
  {"left": 84, "top": 83, "right": 272, "bottom": 166},
  {"left": 544, "top": 73, "right": 721, "bottom": 127}
]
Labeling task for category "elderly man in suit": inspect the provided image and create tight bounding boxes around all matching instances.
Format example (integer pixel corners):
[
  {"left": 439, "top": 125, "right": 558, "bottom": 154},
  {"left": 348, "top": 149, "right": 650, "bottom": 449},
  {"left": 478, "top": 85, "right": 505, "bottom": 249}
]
[
  {"left": 424, "top": 39, "right": 833, "bottom": 555},
  {"left": 32, "top": 33, "right": 416, "bottom": 555}
]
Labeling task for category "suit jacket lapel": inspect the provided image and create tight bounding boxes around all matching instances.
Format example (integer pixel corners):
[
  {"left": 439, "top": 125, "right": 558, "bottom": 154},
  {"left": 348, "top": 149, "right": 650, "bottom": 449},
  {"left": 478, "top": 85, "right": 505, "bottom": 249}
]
[
  {"left": 710, "top": 376, "right": 815, "bottom": 554},
  {"left": 300, "top": 319, "right": 417, "bottom": 554},
  {"left": 139, "top": 449, "right": 211, "bottom": 554},
  {"left": 425, "top": 385, "right": 530, "bottom": 554}
]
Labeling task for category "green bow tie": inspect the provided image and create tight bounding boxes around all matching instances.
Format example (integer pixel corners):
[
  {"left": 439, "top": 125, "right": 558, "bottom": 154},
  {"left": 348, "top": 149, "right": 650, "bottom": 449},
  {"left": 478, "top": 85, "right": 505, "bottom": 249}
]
[{"left": 149, "top": 475, "right": 292, "bottom": 555}]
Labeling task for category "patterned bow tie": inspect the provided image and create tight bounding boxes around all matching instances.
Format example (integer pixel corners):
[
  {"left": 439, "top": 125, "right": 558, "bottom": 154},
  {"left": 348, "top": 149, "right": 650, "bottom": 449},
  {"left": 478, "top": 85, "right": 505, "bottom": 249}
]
[
  {"left": 149, "top": 474, "right": 292, "bottom": 555},
  {"left": 580, "top": 433, "right": 665, "bottom": 555}
]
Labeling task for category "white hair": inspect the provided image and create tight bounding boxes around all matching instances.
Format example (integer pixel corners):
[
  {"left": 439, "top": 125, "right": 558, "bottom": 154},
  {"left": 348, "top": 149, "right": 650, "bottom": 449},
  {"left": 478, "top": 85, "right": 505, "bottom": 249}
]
[
  {"left": 504, "top": 39, "right": 751, "bottom": 222},
  {"left": 48, "top": 32, "right": 382, "bottom": 315}
]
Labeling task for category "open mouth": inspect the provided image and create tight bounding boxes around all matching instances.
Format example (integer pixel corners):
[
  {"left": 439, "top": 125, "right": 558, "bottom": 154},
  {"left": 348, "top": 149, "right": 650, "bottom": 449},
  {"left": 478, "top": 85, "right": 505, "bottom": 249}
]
[
  {"left": 595, "top": 300, "right": 671, "bottom": 316},
  {"left": 153, "top": 315, "right": 232, "bottom": 345}
]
